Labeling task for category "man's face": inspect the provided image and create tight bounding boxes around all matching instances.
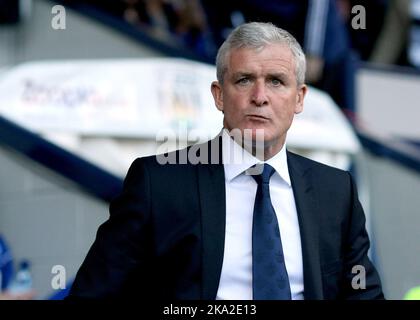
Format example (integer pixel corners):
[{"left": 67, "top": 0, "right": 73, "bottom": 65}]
[{"left": 211, "top": 43, "right": 307, "bottom": 153}]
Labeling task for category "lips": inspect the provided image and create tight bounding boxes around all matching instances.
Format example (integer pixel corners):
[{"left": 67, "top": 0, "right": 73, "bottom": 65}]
[{"left": 246, "top": 114, "right": 270, "bottom": 121}]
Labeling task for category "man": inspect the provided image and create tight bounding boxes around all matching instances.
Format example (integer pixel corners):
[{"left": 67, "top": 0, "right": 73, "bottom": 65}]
[
  {"left": 202, "top": 0, "right": 355, "bottom": 112},
  {"left": 68, "top": 22, "right": 384, "bottom": 300}
]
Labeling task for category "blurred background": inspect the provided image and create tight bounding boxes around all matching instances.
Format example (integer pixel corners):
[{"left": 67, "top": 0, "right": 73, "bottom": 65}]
[{"left": 0, "top": 0, "right": 419, "bottom": 300}]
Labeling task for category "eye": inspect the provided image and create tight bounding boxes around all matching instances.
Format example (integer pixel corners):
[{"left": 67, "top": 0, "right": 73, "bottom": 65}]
[
  {"left": 236, "top": 77, "right": 250, "bottom": 85},
  {"left": 270, "top": 78, "right": 282, "bottom": 86}
]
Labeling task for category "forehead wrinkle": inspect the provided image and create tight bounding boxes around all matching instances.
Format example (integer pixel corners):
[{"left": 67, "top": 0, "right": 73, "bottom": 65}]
[
  {"left": 231, "top": 66, "right": 292, "bottom": 79},
  {"left": 226, "top": 44, "right": 297, "bottom": 81},
  {"left": 234, "top": 57, "right": 294, "bottom": 73}
]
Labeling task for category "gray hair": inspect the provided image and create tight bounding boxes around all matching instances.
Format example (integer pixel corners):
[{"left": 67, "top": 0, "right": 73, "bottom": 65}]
[{"left": 216, "top": 22, "right": 306, "bottom": 86}]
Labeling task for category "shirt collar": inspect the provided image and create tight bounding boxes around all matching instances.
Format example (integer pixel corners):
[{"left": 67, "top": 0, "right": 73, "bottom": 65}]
[{"left": 221, "top": 128, "right": 291, "bottom": 186}]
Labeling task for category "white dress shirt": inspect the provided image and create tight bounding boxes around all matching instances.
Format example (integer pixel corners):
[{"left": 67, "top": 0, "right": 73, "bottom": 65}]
[{"left": 216, "top": 129, "right": 304, "bottom": 300}]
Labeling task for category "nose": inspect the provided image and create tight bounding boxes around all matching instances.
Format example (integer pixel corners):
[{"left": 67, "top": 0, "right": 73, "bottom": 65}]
[{"left": 251, "top": 81, "right": 268, "bottom": 106}]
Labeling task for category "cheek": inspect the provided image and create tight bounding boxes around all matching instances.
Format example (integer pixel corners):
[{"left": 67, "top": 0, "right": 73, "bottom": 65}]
[
  {"left": 272, "top": 101, "right": 297, "bottom": 122},
  {"left": 223, "top": 95, "right": 247, "bottom": 114},
  {"left": 224, "top": 107, "right": 243, "bottom": 125}
]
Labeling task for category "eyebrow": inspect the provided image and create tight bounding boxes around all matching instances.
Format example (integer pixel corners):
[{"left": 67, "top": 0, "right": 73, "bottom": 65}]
[
  {"left": 231, "top": 72, "right": 254, "bottom": 79},
  {"left": 231, "top": 71, "right": 289, "bottom": 79},
  {"left": 267, "top": 73, "right": 288, "bottom": 79}
]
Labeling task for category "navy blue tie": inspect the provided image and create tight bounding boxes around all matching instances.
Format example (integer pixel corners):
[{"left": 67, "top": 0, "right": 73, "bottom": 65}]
[{"left": 251, "top": 163, "right": 291, "bottom": 300}]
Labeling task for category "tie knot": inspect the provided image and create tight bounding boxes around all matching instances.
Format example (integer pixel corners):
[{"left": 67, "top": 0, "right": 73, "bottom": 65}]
[{"left": 251, "top": 163, "right": 276, "bottom": 185}]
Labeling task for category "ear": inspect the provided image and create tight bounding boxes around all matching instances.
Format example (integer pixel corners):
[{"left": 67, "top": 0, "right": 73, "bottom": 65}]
[
  {"left": 211, "top": 81, "right": 224, "bottom": 112},
  {"left": 295, "top": 84, "right": 307, "bottom": 114}
]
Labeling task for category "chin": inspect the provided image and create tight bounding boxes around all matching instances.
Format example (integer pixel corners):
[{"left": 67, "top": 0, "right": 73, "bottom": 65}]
[
  {"left": 241, "top": 129, "right": 273, "bottom": 149},
  {"left": 227, "top": 125, "right": 274, "bottom": 142},
  {"left": 245, "top": 128, "right": 271, "bottom": 140}
]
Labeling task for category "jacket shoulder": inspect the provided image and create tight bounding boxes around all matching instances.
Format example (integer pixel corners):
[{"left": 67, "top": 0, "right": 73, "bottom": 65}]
[{"left": 286, "top": 150, "right": 352, "bottom": 182}]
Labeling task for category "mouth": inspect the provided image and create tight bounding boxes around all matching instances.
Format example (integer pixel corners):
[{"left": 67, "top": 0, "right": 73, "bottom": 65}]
[{"left": 246, "top": 114, "right": 270, "bottom": 121}]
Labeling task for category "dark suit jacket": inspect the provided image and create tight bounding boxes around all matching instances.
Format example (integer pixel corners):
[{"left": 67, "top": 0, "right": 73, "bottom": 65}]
[{"left": 68, "top": 138, "right": 384, "bottom": 300}]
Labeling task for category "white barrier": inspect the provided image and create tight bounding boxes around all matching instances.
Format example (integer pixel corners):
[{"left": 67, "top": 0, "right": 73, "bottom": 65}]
[{"left": 0, "top": 58, "right": 360, "bottom": 170}]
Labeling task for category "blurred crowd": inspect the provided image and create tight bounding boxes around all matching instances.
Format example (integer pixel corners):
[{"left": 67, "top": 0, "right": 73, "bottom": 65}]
[
  {"left": 3, "top": 0, "right": 420, "bottom": 113},
  {"left": 70, "top": 0, "right": 420, "bottom": 114},
  {"left": 0, "top": 235, "right": 35, "bottom": 300}
]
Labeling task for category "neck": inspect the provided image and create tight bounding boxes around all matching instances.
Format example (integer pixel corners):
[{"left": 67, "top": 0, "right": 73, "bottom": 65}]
[
  {"left": 245, "top": 141, "right": 285, "bottom": 161},
  {"left": 226, "top": 130, "right": 285, "bottom": 161},
  {"left": 262, "top": 142, "right": 285, "bottom": 160}
]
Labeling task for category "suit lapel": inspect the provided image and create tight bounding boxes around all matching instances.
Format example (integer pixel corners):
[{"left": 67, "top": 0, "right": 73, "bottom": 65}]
[
  {"left": 287, "top": 152, "right": 324, "bottom": 299},
  {"left": 197, "top": 137, "right": 226, "bottom": 300}
]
